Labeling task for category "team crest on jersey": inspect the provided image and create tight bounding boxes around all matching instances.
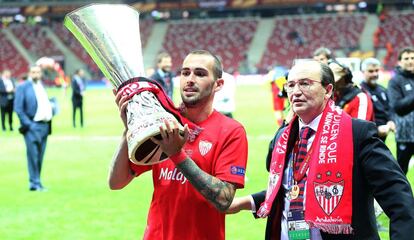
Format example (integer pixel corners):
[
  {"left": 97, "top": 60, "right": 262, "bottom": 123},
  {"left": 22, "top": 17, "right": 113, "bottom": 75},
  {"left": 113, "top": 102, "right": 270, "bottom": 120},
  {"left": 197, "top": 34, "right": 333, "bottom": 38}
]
[
  {"left": 199, "top": 140, "right": 212, "bottom": 156},
  {"left": 314, "top": 180, "right": 344, "bottom": 215}
]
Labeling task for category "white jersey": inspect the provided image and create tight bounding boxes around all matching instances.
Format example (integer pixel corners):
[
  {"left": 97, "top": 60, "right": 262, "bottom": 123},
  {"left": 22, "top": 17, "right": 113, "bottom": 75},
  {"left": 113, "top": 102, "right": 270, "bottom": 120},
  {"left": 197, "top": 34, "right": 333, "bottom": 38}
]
[{"left": 213, "top": 72, "right": 236, "bottom": 114}]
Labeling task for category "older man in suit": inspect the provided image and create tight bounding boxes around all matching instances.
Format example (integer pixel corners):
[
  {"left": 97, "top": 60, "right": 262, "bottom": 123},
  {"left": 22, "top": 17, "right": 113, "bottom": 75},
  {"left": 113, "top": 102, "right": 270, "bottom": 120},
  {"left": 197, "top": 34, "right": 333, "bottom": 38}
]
[
  {"left": 0, "top": 69, "right": 15, "bottom": 131},
  {"left": 228, "top": 60, "right": 414, "bottom": 239},
  {"left": 14, "top": 66, "right": 53, "bottom": 191}
]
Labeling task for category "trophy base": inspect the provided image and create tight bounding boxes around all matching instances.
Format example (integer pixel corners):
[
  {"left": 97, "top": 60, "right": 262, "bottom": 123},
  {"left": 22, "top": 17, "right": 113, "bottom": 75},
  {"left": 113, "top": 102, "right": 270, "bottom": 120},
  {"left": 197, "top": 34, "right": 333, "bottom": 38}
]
[
  {"left": 117, "top": 77, "right": 186, "bottom": 165},
  {"left": 127, "top": 132, "right": 168, "bottom": 165},
  {"left": 127, "top": 126, "right": 184, "bottom": 165},
  {"left": 126, "top": 92, "right": 185, "bottom": 165}
]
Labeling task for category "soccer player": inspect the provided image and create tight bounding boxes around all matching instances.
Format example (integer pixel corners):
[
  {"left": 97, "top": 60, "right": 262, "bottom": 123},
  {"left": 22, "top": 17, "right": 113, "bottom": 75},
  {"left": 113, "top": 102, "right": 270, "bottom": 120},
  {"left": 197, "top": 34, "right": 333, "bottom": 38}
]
[{"left": 109, "top": 50, "right": 248, "bottom": 240}]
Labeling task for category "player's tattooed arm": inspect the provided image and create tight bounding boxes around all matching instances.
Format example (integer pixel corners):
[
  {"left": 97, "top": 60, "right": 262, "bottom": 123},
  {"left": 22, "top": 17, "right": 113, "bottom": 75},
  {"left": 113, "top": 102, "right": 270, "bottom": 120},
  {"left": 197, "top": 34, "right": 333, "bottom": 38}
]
[
  {"left": 176, "top": 158, "right": 236, "bottom": 212},
  {"left": 151, "top": 120, "right": 236, "bottom": 211}
]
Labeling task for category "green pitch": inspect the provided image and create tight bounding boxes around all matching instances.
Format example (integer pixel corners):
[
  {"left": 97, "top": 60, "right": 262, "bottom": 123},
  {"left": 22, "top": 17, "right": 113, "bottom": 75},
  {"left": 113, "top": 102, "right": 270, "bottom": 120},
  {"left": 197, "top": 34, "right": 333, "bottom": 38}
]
[{"left": 0, "top": 85, "right": 412, "bottom": 239}]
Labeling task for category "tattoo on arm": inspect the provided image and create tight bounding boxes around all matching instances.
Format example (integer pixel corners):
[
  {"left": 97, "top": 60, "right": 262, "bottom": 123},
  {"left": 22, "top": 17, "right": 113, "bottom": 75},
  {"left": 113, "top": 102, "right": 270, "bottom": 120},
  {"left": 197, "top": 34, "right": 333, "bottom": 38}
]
[{"left": 176, "top": 158, "right": 236, "bottom": 212}]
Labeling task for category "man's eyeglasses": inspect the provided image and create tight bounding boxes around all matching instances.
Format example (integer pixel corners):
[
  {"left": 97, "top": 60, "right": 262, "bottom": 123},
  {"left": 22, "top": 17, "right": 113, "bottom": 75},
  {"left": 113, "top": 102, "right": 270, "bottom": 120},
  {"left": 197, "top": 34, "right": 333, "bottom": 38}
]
[
  {"left": 180, "top": 68, "right": 209, "bottom": 77},
  {"left": 284, "top": 78, "right": 322, "bottom": 93}
]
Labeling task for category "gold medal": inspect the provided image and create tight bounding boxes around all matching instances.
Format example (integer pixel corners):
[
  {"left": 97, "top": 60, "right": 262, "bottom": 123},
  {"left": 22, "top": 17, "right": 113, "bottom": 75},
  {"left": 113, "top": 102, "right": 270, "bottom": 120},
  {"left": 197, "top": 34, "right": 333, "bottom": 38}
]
[{"left": 290, "top": 185, "right": 300, "bottom": 199}]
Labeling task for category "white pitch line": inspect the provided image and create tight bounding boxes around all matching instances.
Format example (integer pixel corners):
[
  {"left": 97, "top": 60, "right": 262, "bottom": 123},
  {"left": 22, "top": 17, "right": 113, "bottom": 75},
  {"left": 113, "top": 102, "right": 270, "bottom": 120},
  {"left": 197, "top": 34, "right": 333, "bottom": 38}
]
[
  {"left": 50, "top": 135, "right": 121, "bottom": 141},
  {"left": 48, "top": 134, "right": 275, "bottom": 142}
]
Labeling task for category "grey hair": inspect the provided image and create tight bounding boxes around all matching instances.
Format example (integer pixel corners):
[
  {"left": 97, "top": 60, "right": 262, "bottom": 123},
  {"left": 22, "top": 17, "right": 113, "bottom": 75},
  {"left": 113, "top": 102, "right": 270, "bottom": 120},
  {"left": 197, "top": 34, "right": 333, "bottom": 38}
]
[
  {"left": 361, "top": 58, "right": 381, "bottom": 72},
  {"left": 313, "top": 47, "right": 332, "bottom": 59}
]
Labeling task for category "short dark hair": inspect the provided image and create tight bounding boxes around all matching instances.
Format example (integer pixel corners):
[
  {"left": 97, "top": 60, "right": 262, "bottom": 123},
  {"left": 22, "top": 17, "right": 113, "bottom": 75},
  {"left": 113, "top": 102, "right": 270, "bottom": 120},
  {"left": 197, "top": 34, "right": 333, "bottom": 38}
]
[
  {"left": 188, "top": 50, "right": 223, "bottom": 80},
  {"left": 320, "top": 62, "right": 335, "bottom": 94},
  {"left": 313, "top": 47, "right": 332, "bottom": 59},
  {"left": 156, "top": 52, "right": 171, "bottom": 63},
  {"left": 398, "top": 47, "right": 414, "bottom": 61}
]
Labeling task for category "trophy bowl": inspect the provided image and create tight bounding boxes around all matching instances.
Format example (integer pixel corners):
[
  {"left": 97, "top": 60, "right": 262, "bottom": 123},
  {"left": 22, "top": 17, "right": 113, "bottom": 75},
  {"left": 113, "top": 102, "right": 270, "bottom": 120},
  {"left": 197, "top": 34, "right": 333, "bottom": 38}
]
[{"left": 64, "top": 4, "right": 184, "bottom": 165}]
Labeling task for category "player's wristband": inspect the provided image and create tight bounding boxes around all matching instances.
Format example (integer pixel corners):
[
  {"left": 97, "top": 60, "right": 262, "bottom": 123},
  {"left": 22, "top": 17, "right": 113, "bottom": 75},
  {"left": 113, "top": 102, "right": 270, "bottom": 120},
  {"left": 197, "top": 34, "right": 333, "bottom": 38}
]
[{"left": 169, "top": 150, "right": 188, "bottom": 164}]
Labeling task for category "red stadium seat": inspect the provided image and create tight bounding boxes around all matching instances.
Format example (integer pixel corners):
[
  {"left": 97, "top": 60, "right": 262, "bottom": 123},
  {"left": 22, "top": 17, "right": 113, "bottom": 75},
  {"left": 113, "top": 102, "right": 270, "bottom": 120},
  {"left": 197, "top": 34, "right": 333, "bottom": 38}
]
[
  {"left": 376, "top": 11, "right": 414, "bottom": 68},
  {"left": 10, "top": 24, "right": 63, "bottom": 59},
  {"left": 162, "top": 19, "right": 258, "bottom": 73},
  {"left": 258, "top": 14, "right": 367, "bottom": 70},
  {"left": 0, "top": 31, "right": 29, "bottom": 78}
]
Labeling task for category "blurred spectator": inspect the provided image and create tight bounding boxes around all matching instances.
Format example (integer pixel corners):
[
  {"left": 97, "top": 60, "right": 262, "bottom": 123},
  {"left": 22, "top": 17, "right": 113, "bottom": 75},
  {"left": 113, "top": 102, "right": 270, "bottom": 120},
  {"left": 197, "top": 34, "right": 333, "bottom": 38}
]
[
  {"left": 213, "top": 72, "right": 236, "bottom": 118},
  {"left": 71, "top": 69, "right": 86, "bottom": 128},
  {"left": 238, "top": 53, "right": 255, "bottom": 75},
  {"left": 266, "top": 66, "right": 288, "bottom": 126},
  {"left": 313, "top": 47, "right": 332, "bottom": 64},
  {"left": 14, "top": 66, "right": 54, "bottom": 191},
  {"left": 329, "top": 59, "right": 374, "bottom": 121},
  {"left": 145, "top": 67, "right": 155, "bottom": 78},
  {"left": 0, "top": 69, "right": 16, "bottom": 131},
  {"left": 150, "top": 52, "right": 174, "bottom": 99},
  {"left": 388, "top": 48, "right": 414, "bottom": 175},
  {"left": 360, "top": 58, "right": 395, "bottom": 142}
]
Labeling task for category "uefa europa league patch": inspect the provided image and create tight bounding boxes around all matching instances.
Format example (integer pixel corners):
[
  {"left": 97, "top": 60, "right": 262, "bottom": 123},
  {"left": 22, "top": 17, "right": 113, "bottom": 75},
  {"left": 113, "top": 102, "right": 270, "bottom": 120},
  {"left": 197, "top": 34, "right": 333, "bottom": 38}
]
[{"left": 230, "top": 166, "right": 245, "bottom": 176}]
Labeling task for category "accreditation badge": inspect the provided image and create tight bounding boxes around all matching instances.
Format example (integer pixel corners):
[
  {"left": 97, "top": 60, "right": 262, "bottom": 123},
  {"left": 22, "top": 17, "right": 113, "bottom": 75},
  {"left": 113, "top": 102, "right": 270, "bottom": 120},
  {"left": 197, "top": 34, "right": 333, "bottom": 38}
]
[{"left": 287, "top": 210, "right": 310, "bottom": 240}]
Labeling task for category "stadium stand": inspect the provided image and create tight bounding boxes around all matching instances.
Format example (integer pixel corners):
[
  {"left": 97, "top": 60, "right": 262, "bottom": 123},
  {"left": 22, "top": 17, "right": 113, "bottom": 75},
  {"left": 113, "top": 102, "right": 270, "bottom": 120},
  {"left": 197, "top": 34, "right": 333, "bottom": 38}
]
[
  {"left": 162, "top": 18, "right": 258, "bottom": 73},
  {"left": 258, "top": 14, "right": 367, "bottom": 70},
  {"left": 0, "top": 31, "right": 29, "bottom": 77},
  {"left": 139, "top": 19, "right": 154, "bottom": 48},
  {"left": 375, "top": 11, "right": 414, "bottom": 68},
  {"left": 10, "top": 24, "right": 63, "bottom": 59}
]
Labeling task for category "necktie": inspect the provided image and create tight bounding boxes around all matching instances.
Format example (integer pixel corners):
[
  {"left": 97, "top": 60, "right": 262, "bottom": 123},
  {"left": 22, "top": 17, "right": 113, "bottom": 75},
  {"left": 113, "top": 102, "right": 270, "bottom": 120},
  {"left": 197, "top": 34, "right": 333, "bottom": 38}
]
[{"left": 289, "top": 126, "right": 314, "bottom": 210}]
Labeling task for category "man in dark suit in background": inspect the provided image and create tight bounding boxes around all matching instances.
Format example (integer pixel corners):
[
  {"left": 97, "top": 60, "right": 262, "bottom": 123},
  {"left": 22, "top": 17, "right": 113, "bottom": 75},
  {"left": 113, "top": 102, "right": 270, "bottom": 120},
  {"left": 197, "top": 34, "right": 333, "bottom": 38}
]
[
  {"left": 71, "top": 68, "right": 85, "bottom": 128},
  {"left": 14, "top": 66, "right": 53, "bottom": 191},
  {"left": 228, "top": 60, "right": 414, "bottom": 239},
  {"left": 150, "top": 52, "right": 174, "bottom": 99},
  {"left": 0, "top": 69, "right": 15, "bottom": 131}
]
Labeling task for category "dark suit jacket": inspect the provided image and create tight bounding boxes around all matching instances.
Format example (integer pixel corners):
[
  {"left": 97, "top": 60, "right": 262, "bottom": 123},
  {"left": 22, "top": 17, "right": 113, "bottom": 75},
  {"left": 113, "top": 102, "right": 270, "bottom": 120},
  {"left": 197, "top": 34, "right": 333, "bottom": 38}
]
[
  {"left": 14, "top": 81, "right": 51, "bottom": 134},
  {"left": 252, "top": 119, "right": 414, "bottom": 240},
  {"left": 150, "top": 70, "right": 174, "bottom": 99},
  {"left": 71, "top": 75, "right": 84, "bottom": 107},
  {"left": 0, "top": 78, "right": 15, "bottom": 107}
]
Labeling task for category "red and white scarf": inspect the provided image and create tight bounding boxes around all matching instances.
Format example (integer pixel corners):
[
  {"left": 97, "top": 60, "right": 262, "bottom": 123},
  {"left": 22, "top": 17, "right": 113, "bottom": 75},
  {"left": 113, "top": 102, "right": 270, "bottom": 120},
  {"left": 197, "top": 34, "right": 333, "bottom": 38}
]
[{"left": 257, "top": 99, "right": 354, "bottom": 234}]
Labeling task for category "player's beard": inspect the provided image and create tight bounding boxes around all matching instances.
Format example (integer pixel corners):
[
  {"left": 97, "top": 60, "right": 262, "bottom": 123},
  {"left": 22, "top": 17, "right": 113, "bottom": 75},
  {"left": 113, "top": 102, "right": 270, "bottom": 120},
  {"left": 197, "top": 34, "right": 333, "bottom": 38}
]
[
  {"left": 181, "top": 82, "right": 214, "bottom": 108},
  {"left": 367, "top": 78, "right": 378, "bottom": 87}
]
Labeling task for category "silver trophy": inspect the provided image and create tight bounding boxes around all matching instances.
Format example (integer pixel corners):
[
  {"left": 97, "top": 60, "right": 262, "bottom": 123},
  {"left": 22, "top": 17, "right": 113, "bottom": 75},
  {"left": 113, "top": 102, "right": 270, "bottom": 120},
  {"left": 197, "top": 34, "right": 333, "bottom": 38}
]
[{"left": 64, "top": 4, "right": 184, "bottom": 165}]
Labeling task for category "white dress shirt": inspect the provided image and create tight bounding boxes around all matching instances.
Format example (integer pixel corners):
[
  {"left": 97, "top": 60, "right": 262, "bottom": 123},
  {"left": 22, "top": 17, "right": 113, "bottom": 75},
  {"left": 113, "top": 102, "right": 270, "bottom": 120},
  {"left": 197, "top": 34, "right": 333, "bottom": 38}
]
[
  {"left": 3, "top": 78, "right": 14, "bottom": 92},
  {"left": 32, "top": 80, "right": 52, "bottom": 122}
]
